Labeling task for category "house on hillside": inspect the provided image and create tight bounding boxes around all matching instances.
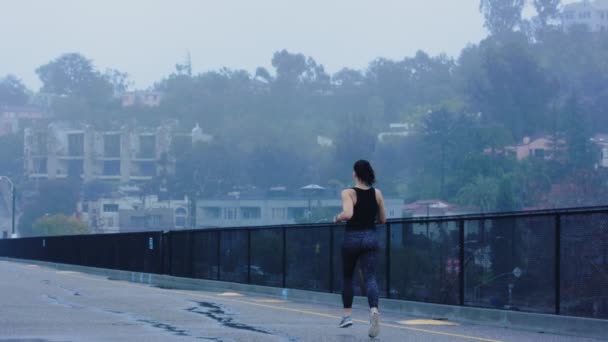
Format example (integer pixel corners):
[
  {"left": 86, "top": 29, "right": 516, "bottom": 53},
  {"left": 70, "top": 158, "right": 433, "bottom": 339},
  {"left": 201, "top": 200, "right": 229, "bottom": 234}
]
[
  {"left": 590, "top": 133, "right": 608, "bottom": 168},
  {"left": 484, "top": 136, "right": 564, "bottom": 161},
  {"left": 403, "top": 200, "right": 466, "bottom": 217},
  {"left": 562, "top": 0, "right": 608, "bottom": 32},
  {"left": 121, "top": 91, "right": 162, "bottom": 107},
  {"left": 0, "top": 106, "right": 51, "bottom": 136}
]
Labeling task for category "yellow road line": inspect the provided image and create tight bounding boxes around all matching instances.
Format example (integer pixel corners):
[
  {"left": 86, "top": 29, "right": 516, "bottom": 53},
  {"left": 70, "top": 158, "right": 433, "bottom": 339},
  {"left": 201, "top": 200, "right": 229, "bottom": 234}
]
[
  {"left": 254, "top": 299, "right": 288, "bottom": 303},
  {"left": 399, "top": 319, "right": 459, "bottom": 326},
  {"left": 217, "top": 292, "right": 244, "bottom": 297},
  {"left": 29, "top": 264, "right": 503, "bottom": 342}
]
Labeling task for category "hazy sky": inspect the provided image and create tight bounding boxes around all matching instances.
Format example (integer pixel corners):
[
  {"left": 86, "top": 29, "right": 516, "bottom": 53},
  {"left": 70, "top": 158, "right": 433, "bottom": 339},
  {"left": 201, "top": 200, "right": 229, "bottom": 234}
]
[{"left": 0, "top": 0, "right": 493, "bottom": 90}]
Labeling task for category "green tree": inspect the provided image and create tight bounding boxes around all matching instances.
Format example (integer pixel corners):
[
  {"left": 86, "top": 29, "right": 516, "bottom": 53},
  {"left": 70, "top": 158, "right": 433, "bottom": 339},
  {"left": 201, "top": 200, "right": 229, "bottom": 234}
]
[
  {"left": 459, "top": 33, "right": 554, "bottom": 138},
  {"left": 421, "top": 108, "right": 476, "bottom": 198},
  {"left": 36, "top": 53, "right": 112, "bottom": 98},
  {"left": 32, "top": 214, "right": 88, "bottom": 236},
  {"left": 334, "top": 113, "right": 377, "bottom": 181},
  {"left": 532, "top": 0, "right": 561, "bottom": 27},
  {"left": 0, "top": 133, "right": 24, "bottom": 178},
  {"left": 560, "top": 94, "right": 595, "bottom": 170},
  {"left": 479, "top": 0, "right": 525, "bottom": 36},
  {"left": 19, "top": 180, "right": 80, "bottom": 237},
  {"left": 456, "top": 175, "right": 500, "bottom": 212},
  {"left": 0, "top": 75, "right": 29, "bottom": 106}
]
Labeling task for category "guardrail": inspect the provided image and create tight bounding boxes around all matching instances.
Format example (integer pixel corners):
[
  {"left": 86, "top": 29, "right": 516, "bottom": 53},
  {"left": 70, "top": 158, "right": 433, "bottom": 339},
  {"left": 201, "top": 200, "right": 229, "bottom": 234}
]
[{"left": 1, "top": 206, "right": 607, "bottom": 320}]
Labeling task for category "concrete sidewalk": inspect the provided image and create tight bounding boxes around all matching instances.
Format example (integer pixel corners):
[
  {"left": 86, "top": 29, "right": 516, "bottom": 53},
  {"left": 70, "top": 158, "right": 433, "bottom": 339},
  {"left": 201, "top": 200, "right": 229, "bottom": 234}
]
[{"left": 0, "top": 260, "right": 602, "bottom": 341}]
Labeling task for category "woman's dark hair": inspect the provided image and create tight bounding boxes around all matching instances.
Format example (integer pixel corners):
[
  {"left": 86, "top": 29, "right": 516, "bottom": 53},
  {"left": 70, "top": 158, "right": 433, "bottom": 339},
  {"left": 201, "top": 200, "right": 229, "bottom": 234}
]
[{"left": 353, "top": 160, "right": 376, "bottom": 186}]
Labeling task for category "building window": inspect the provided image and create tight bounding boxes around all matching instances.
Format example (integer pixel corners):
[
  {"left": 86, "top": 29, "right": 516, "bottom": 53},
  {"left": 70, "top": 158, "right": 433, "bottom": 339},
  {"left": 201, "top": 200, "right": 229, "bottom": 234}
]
[
  {"left": 103, "top": 204, "right": 119, "bottom": 212},
  {"left": 202, "top": 207, "right": 221, "bottom": 219},
  {"left": 34, "top": 158, "right": 47, "bottom": 173},
  {"left": 175, "top": 207, "right": 187, "bottom": 227},
  {"left": 140, "top": 161, "right": 156, "bottom": 176},
  {"left": 68, "top": 160, "right": 83, "bottom": 178},
  {"left": 149, "top": 215, "right": 162, "bottom": 227},
  {"left": 131, "top": 216, "right": 146, "bottom": 227},
  {"left": 107, "top": 217, "right": 114, "bottom": 227},
  {"left": 35, "top": 132, "right": 47, "bottom": 155},
  {"left": 68, "top": 133, "right": 84, "bottom": 157},
  {"left": 104, "top": 134, "right": 121, "bottom": 158},
  {"left": 287, "top": 207, "right": 305, "bottom": 219},
  {"left": 271, "top": 208, "right": 287, "bottom": 220},
  {"left": 224, "top": 207, "right": 238, "bottom": 220},
  {"left": 103, "top": 161, "right": 121, "bottom": 176},
  {"left": 241, "top": 207, "right": 261, "bottom": 220},
  {"left": 139, "top": 135, "right": 156, "bottom": 158},
  {"left": 534, "top": 149, "right": 546, "bottom": 158},
  {"left": 175, "top": 216, "right": 186, "bottom": 227},
  {"left": 82, "top": 203, "right": 89, "bottom": 212}
]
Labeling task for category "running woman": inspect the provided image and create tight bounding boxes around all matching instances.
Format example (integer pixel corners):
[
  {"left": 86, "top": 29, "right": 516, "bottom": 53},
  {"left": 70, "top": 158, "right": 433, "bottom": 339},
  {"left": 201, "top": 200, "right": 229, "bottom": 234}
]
[{"left": 334, "top": 160, "right": 386, "bottom": 338}]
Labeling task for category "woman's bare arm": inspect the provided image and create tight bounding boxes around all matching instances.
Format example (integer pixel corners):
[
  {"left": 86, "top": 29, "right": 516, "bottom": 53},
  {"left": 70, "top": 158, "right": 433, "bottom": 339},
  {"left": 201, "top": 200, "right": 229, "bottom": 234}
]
[
  {"left": 375, "top": 189, "right": 387, "bottom": 224},
  {"left": 334, "top": 189, "right": 355, "bottom": 222}
]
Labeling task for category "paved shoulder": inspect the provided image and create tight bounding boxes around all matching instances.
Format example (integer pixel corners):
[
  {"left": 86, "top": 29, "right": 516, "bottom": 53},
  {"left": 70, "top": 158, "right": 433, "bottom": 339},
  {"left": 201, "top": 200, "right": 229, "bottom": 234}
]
[{"left": 0, "top": 261, "right": 598, "bottom": 342}]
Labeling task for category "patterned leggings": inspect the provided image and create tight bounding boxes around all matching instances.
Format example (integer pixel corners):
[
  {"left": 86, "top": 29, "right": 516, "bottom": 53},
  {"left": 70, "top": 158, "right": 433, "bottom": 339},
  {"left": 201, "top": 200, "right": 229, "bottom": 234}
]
[{"left": 341, "top": 229, "right": 379, "bottom": 309}]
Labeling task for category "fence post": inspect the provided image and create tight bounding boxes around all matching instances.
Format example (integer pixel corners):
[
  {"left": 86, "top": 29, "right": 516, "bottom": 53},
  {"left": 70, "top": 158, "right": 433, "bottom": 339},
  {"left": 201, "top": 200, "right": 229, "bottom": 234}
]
[
  {"left": 282, "top": 226, "right": 287, "bottom": 288},
  {"left": 386, "top": 223, "right": 391, "bottom": 299},
  {"left": 187, "top": 231, "right": 194, "bottom": 277},
  {"left": 216, "top": 230, "right": 221, "bottom": 280},
  {"left": 459, "top": 219, "right": 465, "bottom": 306},
  {"left": 158, "top": 232, "right": 164, "bottom": 275},
  {"left": 555, "top": 214, "right": 561, "bottom": 315},
  {"left": 329, "top": 225, "right": 334, "bottom": 293},
  {"left": 247, "top": 229, "right": 252, "bottom": 284}
]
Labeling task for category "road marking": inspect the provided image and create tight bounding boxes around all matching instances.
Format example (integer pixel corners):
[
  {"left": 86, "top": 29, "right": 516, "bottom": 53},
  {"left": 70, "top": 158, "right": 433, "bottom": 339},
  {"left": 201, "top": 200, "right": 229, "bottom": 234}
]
[
  {"left": 36, "top": 265, "right": 503, "bottom": 342},
  {"left": 217, "top": 292, "right": 243, "bottom": 297},
  {"left": 399, "top": 319, "right": 459, "bottom": 326},
  {"left": 254, "top": 299, "right": 288, "bottom": 303}
]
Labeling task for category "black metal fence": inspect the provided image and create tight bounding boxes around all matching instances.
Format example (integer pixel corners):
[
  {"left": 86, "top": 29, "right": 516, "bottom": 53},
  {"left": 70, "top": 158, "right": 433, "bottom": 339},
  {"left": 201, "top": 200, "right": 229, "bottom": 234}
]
[{"left": 1, "top": 206, "right": 607, "bottom": 320}]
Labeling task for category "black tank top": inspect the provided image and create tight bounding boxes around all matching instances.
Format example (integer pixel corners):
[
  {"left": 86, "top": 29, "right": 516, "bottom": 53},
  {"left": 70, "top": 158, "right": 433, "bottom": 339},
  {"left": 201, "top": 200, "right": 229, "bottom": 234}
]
[{"left": 346, "top": 187, "right": 378, "bottom": 231}]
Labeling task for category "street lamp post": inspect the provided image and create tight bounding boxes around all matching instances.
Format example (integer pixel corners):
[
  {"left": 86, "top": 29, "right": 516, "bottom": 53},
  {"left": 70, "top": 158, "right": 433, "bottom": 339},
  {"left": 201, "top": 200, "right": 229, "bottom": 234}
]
[{"left": 0, "top": 176, "right": 16, "bottom": 238}]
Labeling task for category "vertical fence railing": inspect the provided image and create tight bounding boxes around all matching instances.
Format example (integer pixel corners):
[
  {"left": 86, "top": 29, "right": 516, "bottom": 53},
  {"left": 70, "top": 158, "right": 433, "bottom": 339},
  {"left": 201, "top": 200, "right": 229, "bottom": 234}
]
[
  {"left": 385, "top": 223, "right": 391, "bottom": 299},
  {"left": 282, "top": 226, "right": 287, "bottom": 288},
  {"left": 555, "top": 214, "right": 561, "bottom": 315},
  {"left": 247, "top": 228, "right": 252, "bottom": 284},
  {"left": 216, "top": 230, "right": 221, "bottom": 280},
  {"left": 458, "top": 219, "right": 465, "bottom": 306},
  {"left": 329, "top": 225, "right": 334, "bottom": 293}
]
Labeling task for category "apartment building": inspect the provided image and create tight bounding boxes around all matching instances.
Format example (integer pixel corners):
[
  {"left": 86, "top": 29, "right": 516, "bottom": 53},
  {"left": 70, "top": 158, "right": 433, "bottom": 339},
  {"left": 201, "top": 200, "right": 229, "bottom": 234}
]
[{"left": 23, "top": 122, "right": 205, "bottom": 182}]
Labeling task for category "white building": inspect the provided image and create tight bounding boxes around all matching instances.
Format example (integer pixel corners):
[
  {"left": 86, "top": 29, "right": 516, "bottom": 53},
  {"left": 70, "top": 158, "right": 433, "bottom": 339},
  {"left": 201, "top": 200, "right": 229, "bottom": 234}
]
[
  {"left": 196, "top": 195, "right": 403, "bottom": 228},
  {"left": 562, "top": 0, "right": 608, "bottom": 32},
  {"left": 377, "top": 123, "right": 412, "bottom": 142},
  {"left": 121, "top": 91, "right": 162, "bottom": 107},
  {"left": 591, "top": 133, "right": 608, "bottom": 168},
  {"left": 78, "top": 195, "right": 189, "bottom": 233}
]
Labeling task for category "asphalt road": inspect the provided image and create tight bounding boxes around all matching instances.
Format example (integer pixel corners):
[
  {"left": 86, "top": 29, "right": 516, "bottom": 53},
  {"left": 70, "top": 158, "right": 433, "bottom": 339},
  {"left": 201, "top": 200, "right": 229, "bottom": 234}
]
[{"left": 0, "top": 260, "right": 600, "bottom": 342}]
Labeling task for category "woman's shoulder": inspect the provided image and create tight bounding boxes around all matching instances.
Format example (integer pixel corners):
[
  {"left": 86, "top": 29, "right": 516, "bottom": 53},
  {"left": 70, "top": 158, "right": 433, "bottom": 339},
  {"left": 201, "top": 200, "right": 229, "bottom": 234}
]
[
  {"left": 341, "top": 188, "right": 356, "bottom": 195},
  {"left": 374, "top": 188, "right": 384, "bottom": 199}
]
